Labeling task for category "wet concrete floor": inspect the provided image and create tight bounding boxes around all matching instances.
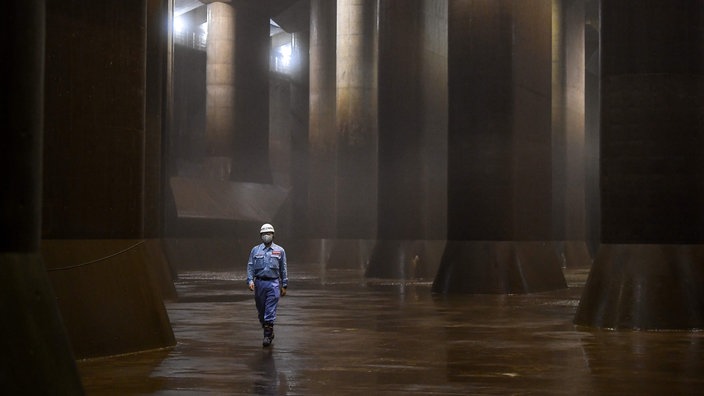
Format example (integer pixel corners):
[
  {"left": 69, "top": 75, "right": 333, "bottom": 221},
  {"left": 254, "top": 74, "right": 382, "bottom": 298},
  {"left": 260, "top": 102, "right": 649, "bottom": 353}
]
[{"left": 78, "top": 265, "right": 704, "bottom": 395}]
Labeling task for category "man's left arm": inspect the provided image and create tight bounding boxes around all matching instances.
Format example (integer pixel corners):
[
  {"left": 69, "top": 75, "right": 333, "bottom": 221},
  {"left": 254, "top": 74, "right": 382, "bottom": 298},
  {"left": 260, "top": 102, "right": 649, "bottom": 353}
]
[{"left": 280, "top": 249, "right": 288, "bottom": 295}]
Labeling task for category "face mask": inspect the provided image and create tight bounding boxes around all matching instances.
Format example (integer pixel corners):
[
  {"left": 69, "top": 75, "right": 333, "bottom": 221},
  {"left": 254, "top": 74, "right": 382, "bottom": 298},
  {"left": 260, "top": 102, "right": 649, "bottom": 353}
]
[{"left": 261, "top": 234, "right": 273, "bottom": 244}]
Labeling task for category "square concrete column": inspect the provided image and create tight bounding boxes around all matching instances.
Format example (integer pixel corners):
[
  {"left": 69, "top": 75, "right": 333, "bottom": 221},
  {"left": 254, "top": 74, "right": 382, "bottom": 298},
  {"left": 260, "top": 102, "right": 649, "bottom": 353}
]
[
  {"left": 231, "top": 3, "right": 272, "bottom": 183},
  {"left": 575, "top": 0, "right": 704, "bottom": 329},
  {"left": 367, "top": 0, "right": 448, "bottom": 280},
  {"left": 335, "top": 0, "right": 378, "bottom": 239},
  {"left": 40, "top": 0, "right": 176, "bottom": 360},
  {"left": 2, "top": 1, "right": 84, "bottom": 393},
  {"left": 551, "top": 0, "right": 592, "bottom": 268},
  {"left": 205, "top": 1, "right": 236, "bottom": 172},
  {"left": 308, "top": 0, "right": 338, "bottom": 238},
  {"left": 433, "top": 0, "right": 565, "bottom": 294}
]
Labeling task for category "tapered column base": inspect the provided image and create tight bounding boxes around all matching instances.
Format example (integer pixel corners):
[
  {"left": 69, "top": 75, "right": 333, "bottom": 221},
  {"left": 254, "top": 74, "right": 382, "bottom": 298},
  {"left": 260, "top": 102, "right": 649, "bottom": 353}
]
[
  {"left": 432, "top": 241, "right": 567, "bottom": 294},
  {"left": 575, "top": 244, "right": 704, "bottom": 330}
]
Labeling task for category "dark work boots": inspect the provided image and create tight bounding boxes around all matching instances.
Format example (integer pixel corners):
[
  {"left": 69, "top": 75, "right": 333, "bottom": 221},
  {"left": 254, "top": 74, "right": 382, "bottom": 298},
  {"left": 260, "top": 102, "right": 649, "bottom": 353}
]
[{"left": 262, "top": 322, "right": 275, "bottom": 347}]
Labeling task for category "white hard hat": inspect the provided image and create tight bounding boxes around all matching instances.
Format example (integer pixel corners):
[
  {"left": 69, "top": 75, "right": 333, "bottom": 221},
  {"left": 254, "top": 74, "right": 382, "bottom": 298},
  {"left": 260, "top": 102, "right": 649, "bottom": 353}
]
[{"left": 260, "top": 223, "right": 275, "bottom": 234}]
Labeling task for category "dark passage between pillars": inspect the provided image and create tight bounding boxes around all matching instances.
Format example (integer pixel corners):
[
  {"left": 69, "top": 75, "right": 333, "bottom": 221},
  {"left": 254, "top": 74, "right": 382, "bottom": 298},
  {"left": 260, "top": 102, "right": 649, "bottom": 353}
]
[
  {"left": 575, "top": 0, "right": 704, "bottom": 329},
  {"left": 1, "top": 1, "right": 84, "bottom": 393},
  {"left": 433, "top": 0, "right": 566, "bottom": 294}
]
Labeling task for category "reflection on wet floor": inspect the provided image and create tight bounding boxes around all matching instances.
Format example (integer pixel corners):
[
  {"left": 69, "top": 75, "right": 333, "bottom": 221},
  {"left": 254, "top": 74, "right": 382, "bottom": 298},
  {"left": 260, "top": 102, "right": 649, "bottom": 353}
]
[{"left": 78, "top": 266, "right": 704, "bottom": 395}]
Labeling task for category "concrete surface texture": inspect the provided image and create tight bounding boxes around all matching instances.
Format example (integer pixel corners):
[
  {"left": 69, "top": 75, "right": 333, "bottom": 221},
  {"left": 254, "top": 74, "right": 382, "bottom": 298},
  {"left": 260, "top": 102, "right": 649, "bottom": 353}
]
[{"left": 77, "top": 265, "right": 704, "bottom": 395}]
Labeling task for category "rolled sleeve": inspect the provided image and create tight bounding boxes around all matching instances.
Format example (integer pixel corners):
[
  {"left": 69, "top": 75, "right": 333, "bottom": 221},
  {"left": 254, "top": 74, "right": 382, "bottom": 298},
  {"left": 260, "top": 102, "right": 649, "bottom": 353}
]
[{"left": 280, "top": 249, "right": 288, "bottom": 288}]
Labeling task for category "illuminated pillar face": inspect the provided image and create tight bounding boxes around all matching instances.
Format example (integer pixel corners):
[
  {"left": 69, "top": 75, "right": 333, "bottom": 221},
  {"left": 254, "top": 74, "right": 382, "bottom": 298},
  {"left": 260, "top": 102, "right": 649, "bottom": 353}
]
[
  {"left": 336, "top": 0, "right": 377, "bottom": 149},
  {"left": 335, "top": 0, "right": 378, "bottom": 239},
  {"left": 205, "top": 2, "right": 235, "bottom": 159},
  {"left": 203, "top": 3, "right": 271, "bottom": 183}
]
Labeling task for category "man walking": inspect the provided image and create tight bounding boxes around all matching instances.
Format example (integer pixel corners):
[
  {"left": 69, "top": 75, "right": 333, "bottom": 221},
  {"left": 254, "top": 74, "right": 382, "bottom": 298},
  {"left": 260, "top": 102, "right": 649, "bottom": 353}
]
[{"left": 247, "top": 223, "right": 288, "bottom": 347}]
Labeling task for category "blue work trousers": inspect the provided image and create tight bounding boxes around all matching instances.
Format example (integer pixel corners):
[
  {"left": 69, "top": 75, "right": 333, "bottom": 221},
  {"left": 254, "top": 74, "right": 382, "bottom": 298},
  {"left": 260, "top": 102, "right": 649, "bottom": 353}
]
[{"left": 254, "top": 278, "right": 280, "bottom": 326}]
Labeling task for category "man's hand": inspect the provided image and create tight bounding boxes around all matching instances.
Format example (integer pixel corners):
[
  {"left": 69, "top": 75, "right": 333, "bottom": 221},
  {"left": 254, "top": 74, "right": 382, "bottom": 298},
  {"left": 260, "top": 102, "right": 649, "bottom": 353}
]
[
  {"left": 281, "top": 287, "right": 287, "bottom": 297},
  {"left": 248, "top": 281, "right": 255, "bottom": 291}
]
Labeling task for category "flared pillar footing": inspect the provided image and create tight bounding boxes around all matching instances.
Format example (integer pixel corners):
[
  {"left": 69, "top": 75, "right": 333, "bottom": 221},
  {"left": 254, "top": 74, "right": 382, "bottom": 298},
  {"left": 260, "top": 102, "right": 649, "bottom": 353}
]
[
  {"left": 431, "top": 241, "right": 567, "bottom": 294},
  {"left": 574, "top": 244, "right": 704, "bottom": 330},
  {"left": 365, "top": 240, "right": 446, "bottom": 280}
]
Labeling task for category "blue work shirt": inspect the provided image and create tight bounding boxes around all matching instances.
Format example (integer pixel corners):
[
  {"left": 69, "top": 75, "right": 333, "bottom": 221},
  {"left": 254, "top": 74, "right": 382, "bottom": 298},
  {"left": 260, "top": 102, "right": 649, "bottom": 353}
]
[{"left": 247, "top": 243, "right": 288, "bottom": 288}]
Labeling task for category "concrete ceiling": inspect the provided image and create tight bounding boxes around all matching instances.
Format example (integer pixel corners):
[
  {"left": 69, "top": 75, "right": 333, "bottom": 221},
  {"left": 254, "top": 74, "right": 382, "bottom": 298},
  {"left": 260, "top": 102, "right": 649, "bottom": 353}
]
[
  {"left": 174, "top": 0, "right": 205, "bottom": 17},
  {"left": 270, "top": 0, "right": 309, "bottom": 33},
  {"left": 174, "top": 0, "right": 305, "bottom": 21}
]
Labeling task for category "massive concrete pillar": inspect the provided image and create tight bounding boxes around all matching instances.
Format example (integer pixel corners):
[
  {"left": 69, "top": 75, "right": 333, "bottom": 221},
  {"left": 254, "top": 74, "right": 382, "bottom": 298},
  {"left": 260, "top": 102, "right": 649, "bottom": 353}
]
[
  {"left": 368, "top": 0, "right": 423, "bottom": 279},
  {"left": 145, "top": 0, "right": 169, "bottom": 237},
  {"left": 512, "top": 1, "right": 553, "bottom": 241},
  {"left": 583, "top": 0, "right": 600, "bottom": 256},
  {"left": 308, "top": 0, "right": 337, "bottom": 238},
  {"left": 433, "top": 0, "right": 565, "bottom": 294},
  {"left": 376, "top": 0, "right": 424, "bottom": 240},
  {"left": 335, "top": 0, "right": 378, "bottom": 239},
  {"left": 42, "top": 0, "right": 175, "bottom": 357},
  {"left": 1, "top": 1, "right": 84, "bottom": 393},
  {"left": 552, "top": 0, "right": 591, "bottom": 268},
  {"left": 204, "top": 1, "right": 273, "bottom": 183},
  {"left": 367, "top": 0, "right": 448, "bottom": 280},
  {"left": 269, "top": 23, "right": 310, "bottom": 236},
  {"left": 552, "top": 0, "right": 566, "bottom": 248},
  {"left": 575, "top": 0, "right": 704, "bottom": 330},
  {"left": 205, "top": 2, "right": 236, "bottom": 179},
  {"left": 231, "top": 4, "right": 273, "bottom": 183},
  {"left": 562, "top": 0, "right": 590, "bottom": 266},
  {"left": 288, "top": 30, "right": 311, "bottom": 235},
  {"left": 418, "top": 1, "right": 449, "bottom": 243}
]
